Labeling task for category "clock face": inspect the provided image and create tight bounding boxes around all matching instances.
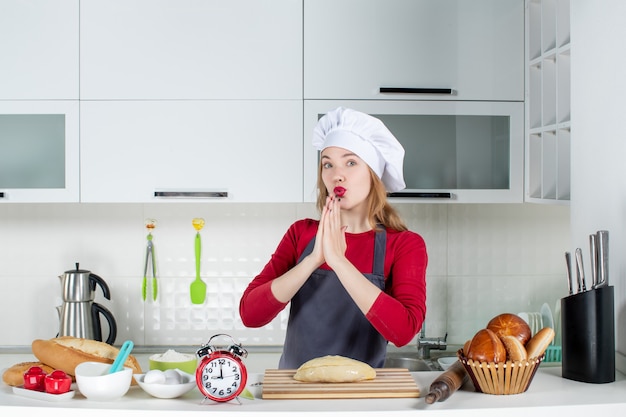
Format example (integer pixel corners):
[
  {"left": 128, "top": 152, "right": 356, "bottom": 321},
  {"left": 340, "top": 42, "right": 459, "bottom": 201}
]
[{"left": 196, "top": 354, "right": 247, "bottom": 402}]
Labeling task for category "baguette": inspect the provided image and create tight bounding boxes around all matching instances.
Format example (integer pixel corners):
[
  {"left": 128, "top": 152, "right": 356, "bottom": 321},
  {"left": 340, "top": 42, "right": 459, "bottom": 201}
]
[
  {"left": 31, "top": 337, "right": 142, "bottom": 382},
  {"left": 2, "top": 362, "right": 55, "bottom": 387}
]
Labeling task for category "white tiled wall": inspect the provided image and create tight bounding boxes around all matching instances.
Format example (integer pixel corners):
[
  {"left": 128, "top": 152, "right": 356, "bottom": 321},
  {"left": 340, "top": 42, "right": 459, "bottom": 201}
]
[{"left": 0, "top": 202, "right": 570, "bottom": 349}]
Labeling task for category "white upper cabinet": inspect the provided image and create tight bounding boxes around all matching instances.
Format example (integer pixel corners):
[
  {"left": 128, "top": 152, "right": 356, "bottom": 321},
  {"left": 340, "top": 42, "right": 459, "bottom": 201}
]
[
  {"left": 0, "top": 0, "right": 79, "bottom": 99},
  {"left": 304, "top": 0, "right": 524, "bottom": 101},
  {"left": 80, "top": 0, "right": 302, "bottom": 100},
  {"left": 304, "top": 100, "right": 524, "bottom": 204},
  {"left": 80, "top": 100, "right": 303, "bottom": 203},
  {"left": 0, "top": 101, "right": 80, "bottom": 202}
]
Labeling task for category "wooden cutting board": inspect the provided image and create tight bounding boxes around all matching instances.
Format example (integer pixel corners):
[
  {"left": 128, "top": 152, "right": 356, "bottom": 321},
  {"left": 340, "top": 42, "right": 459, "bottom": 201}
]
[{"left": 262, "top": 368, "right": 420, "bottom": 399}]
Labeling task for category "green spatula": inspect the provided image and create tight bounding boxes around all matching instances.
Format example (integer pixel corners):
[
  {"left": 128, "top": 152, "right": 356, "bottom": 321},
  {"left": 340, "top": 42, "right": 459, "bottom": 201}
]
[{"left": 190, "top": 218, "right": 206, "bottom": 304}]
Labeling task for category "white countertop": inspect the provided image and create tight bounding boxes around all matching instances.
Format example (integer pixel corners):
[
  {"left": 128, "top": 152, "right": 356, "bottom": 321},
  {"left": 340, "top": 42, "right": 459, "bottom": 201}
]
[{"left": 2, "top": 352, "right": 626, "bottom": 416}]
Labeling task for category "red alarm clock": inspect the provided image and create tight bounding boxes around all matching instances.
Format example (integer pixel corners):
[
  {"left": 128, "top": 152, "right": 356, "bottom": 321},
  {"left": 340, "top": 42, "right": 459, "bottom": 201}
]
[{"left": 195, "top": 334, "right": 248, "bottom": 402}]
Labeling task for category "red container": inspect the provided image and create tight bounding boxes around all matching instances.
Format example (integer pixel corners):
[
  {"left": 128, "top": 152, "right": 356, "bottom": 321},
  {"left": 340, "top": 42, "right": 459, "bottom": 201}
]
[
  {"left": 44, "top": 370, "right": 72, "bottom": 395},
  {"left": 23, "top": 366, "right": 47, "bottom": 391}
]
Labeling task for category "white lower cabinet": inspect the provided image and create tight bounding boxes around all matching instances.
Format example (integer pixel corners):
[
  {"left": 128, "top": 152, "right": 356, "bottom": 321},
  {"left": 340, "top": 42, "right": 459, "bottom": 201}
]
[{"left": 80, "top": 101, "right": 303, "bottom": 203}]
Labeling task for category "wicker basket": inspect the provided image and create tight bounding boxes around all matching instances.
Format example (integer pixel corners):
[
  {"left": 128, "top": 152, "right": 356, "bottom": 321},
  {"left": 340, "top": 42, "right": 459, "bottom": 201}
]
[{"left": 457, "top": 349, "right": 544, "bottom": 395}]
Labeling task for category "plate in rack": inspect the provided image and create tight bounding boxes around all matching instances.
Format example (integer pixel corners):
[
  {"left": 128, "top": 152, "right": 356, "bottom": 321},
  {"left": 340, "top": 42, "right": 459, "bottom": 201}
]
[{"left": 541, "top": 303, "right": 554, "bottom": 332}]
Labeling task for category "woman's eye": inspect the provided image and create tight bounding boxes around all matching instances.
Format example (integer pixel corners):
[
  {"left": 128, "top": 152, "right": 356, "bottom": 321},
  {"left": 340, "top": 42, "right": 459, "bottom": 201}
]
[
  {"left": 322, "top": 162, "right": 332, "bottom": 169},
  {"left": 347, "top": 160, "right": 357, "bottom": 167}
]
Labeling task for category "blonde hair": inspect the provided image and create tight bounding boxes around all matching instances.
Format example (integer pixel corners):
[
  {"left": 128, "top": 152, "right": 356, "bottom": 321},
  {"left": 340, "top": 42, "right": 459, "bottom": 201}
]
[{"left": 316, "top": 166, "right": 408, "bottom": 232}]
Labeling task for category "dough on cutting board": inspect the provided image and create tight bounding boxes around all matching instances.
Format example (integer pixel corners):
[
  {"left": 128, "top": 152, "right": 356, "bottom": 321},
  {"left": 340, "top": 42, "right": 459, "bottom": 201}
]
[{"left": 293, "top": 355, "right": 376, "bottom": 383}]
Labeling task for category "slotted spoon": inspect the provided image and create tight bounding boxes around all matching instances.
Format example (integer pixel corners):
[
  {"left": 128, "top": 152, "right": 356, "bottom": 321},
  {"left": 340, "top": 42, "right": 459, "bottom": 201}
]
[{"left": 190, "top": 218, "right": 206, "bottom": 304}]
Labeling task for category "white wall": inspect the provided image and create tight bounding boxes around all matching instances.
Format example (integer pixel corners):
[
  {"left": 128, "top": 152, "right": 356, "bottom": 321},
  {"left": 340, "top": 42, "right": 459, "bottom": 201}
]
[
  {"left": 571, "top": 1, "right": 626, "bottom": 372},
  {"left": 0, "top": 202, "right": 569, "bottom": 349}
]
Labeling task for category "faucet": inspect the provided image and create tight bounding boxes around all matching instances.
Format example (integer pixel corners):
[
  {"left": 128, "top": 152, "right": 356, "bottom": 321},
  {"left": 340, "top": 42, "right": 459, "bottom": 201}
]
[{"left": 417, "top": 325, "right": 447, "bottom": 359}]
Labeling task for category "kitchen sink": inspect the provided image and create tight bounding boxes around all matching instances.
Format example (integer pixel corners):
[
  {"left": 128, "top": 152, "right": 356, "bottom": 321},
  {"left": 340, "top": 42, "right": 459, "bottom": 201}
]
[{"left": 383, "top": 352, "right": 442, "bottom": 372}]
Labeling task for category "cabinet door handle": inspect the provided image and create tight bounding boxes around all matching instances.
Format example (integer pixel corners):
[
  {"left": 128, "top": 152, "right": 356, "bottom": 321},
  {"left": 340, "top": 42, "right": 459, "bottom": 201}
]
[
  {"left": 154, "top": 190, "right": 228, "bottom": 198},
  {"left": 380, "top": 87, "right": 453, "bottom": 95},
  {"left": 0, "top": 192, "right": 4, "bottom": 199},
  {"left": 387, "top": 192, "right": 452, "bottom": 199}
]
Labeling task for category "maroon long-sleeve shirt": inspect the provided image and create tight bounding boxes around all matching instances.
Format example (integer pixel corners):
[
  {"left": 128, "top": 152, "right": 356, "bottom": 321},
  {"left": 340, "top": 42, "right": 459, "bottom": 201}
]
[{"left": 239, "top": 219, "right": 428, "bottom": 347}]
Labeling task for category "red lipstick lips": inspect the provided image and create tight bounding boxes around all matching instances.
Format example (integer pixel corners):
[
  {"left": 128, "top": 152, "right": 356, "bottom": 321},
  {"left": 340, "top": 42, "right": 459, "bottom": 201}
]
[{"left": 334, "top": 186, "right": 346, "bottom": 197}]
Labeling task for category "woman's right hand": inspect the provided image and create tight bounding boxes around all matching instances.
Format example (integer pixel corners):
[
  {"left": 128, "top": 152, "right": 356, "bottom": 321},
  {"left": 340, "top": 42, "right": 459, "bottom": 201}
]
[
  {"left": 307, "top": 196, "right": 330, "bottom": 267},
  {"left": 269, "top": 203, "right": 329, "bottom": 303}
]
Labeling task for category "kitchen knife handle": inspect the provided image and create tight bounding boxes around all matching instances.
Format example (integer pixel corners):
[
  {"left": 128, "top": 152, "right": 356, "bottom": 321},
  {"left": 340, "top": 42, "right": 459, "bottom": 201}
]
[
  {"left": 380, "top": 87, "right": 454, "bottom": 95},
  {"left": 0, "top": 192, "right": 4, "bottom": 198}
]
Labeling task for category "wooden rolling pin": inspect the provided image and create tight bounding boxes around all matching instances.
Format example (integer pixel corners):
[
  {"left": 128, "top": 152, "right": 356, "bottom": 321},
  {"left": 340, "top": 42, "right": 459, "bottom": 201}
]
[{"left": 424, "top": 361, "right": 469, "bottom": 404}]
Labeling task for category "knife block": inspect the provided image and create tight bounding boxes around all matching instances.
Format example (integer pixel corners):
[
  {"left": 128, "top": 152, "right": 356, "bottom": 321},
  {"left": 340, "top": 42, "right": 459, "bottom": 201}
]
[{"left": 561, "top": 286, "right": 615, "bottom": 383}]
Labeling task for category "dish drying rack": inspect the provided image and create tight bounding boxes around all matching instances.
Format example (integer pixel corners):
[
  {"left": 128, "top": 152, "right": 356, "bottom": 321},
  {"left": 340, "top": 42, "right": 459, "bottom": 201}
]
[
  {"left": 519, "top": 301, "right": 561, "bottom": 363},
  {"left": 544, "top": 346, "right": 562, "bottom": 363}
]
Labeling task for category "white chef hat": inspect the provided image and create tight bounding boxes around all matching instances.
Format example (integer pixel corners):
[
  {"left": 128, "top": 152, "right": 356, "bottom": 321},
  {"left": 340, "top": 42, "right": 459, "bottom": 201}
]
[{"left": 312, "top": 107, "right": 406, "bottom": 192}]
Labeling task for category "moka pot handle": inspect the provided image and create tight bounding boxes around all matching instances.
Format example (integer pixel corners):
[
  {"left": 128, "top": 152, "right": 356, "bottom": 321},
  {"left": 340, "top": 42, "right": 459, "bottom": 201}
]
[
  {"left": 89, "top": 273, "right": 111, "bottom": 300},
  {"left": 92, "top": 303, "right": 117, "bottom": 345}
]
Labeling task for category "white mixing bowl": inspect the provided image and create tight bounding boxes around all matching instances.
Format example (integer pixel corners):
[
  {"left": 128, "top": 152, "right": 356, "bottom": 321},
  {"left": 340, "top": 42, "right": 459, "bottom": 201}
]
[{"left": 75, "top": 361, "right": 133, "bottom": 401}]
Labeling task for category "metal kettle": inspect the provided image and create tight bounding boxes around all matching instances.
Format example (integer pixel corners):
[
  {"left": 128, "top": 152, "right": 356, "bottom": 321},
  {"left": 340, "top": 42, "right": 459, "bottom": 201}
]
[{"left": 56, "top": 263, "right": 117, "bottom": 345}]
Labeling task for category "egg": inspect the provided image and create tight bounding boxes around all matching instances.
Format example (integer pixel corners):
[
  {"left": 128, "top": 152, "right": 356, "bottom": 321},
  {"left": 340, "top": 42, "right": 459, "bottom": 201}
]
[
  {"left": 143, "top": 369, "right": 167, "bottom": 384},
  {"left": 163, "top": 369, "right": 183, "bottom": 385}
]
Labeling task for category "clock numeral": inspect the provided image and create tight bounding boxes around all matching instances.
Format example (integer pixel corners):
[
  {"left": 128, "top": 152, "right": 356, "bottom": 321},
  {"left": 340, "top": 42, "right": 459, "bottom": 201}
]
[
  {"left": 211, "top": 387, "right": 232, "bottom": 396},
  {"left": 210, "top": 359, "right": 226, "bottom": 367}
]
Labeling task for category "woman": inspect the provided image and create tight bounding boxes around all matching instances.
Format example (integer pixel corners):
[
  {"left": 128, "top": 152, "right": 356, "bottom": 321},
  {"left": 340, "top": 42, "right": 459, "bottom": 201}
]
[{"left": 239, "top": 107, "right": 427, "bottom": 369}]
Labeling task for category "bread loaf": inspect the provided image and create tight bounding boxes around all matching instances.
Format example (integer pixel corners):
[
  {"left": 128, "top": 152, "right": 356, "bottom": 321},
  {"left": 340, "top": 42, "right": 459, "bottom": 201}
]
[
  {"left": 500, "top": 335, "right": 528, "bottom": 362},
  {"left": 525, "top": 327, "right": 555, "bottom": 359},
  {"left": 31, "top": 337, "right": 142, "bottom": 382},
  {"left": 487, "top": 313, "right": 532, "bottom": 345},
  {"left": 2, "top": 362, "right": 55, "bottom": 387},
  {"left": 293, "top": 355, "right": 376, "bottom": 383},
  {"left": 462, "top": 339, "right": 471, "bottom": 357},
  {"left": 466, "top": 328, "right": 507, "bottom": 363}
]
